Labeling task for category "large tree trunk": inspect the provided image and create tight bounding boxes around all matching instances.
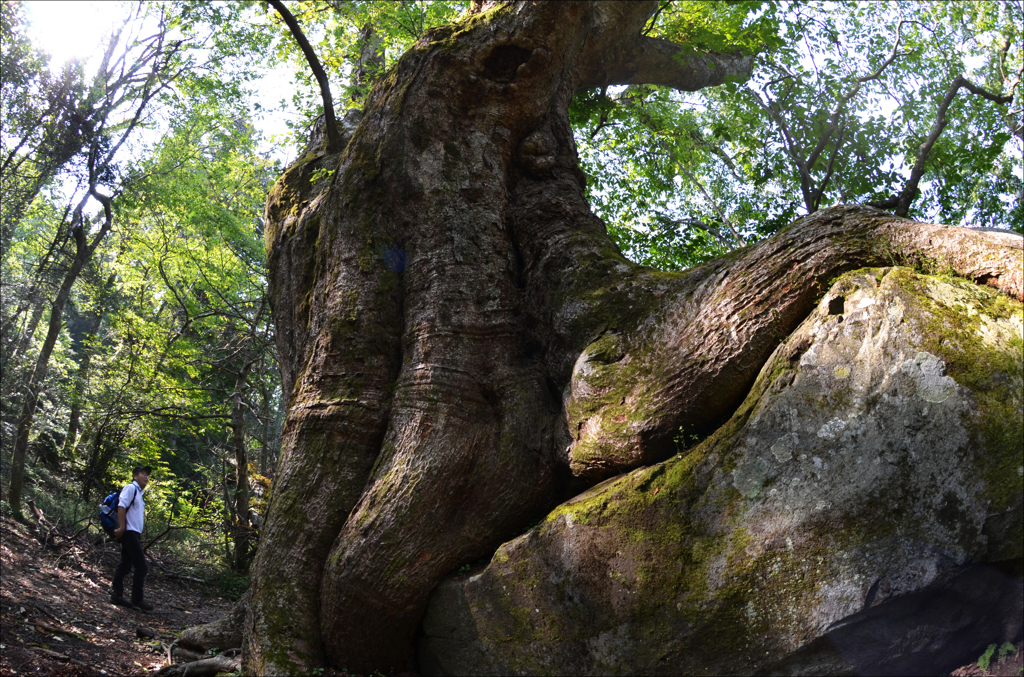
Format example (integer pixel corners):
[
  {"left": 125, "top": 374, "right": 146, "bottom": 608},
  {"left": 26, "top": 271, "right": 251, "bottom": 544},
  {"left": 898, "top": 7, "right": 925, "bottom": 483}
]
[{"left": 245, "top": 2, "right": 1023, "bottom": 674}]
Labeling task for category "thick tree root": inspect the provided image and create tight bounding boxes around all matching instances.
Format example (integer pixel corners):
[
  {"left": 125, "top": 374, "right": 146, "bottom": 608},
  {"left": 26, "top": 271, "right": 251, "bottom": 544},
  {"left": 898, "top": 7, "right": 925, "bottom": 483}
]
[
  {"left": 177, "top": 590, "right": 247, "bottom": 655},
  {"left": 154, "top": 655, "right": 239, "bottom": 677}
]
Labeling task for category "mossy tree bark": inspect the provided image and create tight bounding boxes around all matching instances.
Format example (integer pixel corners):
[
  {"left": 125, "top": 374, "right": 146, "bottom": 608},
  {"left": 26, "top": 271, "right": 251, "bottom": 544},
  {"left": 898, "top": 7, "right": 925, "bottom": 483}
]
[{"left": 246, "top": 2, "right": 1024, "bottom": 674}]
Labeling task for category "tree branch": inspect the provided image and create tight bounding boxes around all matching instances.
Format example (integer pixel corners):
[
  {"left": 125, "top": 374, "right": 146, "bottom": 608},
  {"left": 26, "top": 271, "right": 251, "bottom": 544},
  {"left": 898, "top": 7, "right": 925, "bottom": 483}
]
[
  {"left": 674, "top": 163, "right": 747, "bottom": 246},
  {"left": 268, "top": 0, "right": 340, "bottom": 152},
  {"left": 641, "top": 1, "right": 671, "bottom": 37},
  {"left": 586, "top": 36, "right": 755, "bottom": 91},
  {"left": 748, "top": 89, "right": 815, "bottom": 210},
  {"left": 568, "top": 2, "right": 755, "bottom": 92},
  {"left": 117, "top": 407, "right": 233, "bottom": 421},
  {"left": 812, "top": 120, "right": 847, "bottom": 211},
  {"left": 154, "top": 655, "right": 239, "bottom": 677},
  {"left": 802, "top": 22, "right": 909, "bottom": 211},
  {"left": 894, "top": 75, "right": 1013, "bottom": 217}
]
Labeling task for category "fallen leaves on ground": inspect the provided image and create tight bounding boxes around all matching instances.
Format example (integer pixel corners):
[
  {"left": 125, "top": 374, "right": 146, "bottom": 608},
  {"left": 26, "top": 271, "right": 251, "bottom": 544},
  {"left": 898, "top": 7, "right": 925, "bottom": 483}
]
[{"left": 0, "top": 514, "right": 234, "bottom": 676}]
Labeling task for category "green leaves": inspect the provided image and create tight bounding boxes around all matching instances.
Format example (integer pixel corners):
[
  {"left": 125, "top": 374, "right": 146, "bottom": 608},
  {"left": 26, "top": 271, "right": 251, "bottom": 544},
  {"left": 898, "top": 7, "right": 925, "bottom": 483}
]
[
  {"left": 575, "top": 0, "right": 1022, "bottom": 271},
  {"left": 650, "top": 1, "right": 785, "bottom": 57},
  {"left": 258, "top": 0, "right": 464, "bottom": 143}
]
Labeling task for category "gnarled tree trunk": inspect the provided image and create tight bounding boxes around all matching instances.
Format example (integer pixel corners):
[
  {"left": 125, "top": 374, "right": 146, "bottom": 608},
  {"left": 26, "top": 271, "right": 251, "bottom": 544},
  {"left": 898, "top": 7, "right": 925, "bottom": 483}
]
[{"left": 245, "top": 2, "right": 1023, "bottom": 674}]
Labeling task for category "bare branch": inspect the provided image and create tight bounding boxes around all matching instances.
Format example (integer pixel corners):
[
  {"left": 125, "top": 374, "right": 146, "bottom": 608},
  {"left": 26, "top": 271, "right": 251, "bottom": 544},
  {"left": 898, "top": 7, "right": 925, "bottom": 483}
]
[
  {"left": 804, "top": 21, "right": 909, "bottom": 180},
  {"left": 642, "top": 1, "right": 671, "bottom": 37},
  {"left": 748, "top": 89, "right": 815, "bottom": 209},
  {"left": 753, "top": 21, "right": 910, "bottom": 214},
  {"left": 268, "top": 0, "right": 340, "bottom": 152},
  {"left": 674, "top": 163, "right": 747, "bottom": 246},
  {"left": 894, "top": 75, "right": 1013, "bottom": 217}
]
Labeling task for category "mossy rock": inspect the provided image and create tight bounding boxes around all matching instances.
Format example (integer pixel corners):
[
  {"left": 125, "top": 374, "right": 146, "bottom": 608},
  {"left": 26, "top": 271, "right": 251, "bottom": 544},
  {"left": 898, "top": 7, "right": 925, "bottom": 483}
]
[{"left": 419, "top": 268, "right": 1024, "bottom": 676}]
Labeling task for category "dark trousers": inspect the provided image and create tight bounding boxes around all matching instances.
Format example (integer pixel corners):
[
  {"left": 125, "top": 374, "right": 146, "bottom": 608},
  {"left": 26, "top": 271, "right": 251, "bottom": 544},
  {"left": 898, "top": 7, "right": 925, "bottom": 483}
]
[{"left": 112, "top": 530, "right": 147, "bottom": 602}]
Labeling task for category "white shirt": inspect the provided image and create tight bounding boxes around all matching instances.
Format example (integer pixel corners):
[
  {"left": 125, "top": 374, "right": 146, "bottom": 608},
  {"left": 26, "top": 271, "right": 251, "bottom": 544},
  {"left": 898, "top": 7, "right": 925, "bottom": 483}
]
[{"left": 118, "top": 481, "right": 145, "bottom": 533}]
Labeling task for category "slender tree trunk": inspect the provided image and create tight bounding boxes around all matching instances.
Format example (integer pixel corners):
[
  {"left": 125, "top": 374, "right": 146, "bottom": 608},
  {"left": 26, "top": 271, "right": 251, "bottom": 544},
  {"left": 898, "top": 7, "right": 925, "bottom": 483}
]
[
  {"left": 0, "top": 204, "right": 71, "bottom": 366},
  {"left": 80, "top": 428, "right": 102, "bottom": 502},
  {"left": 78, "top": 426, "right": 103, "bottom": 502},
  {"left": 245, "top": 3, "right": 1024, "bottom": 674},
  {"left": 63, "top": 351, "right": 91, "bottom": 460},
  {"left": 351, "top": 22, "right": 384, "bottom": 104},
  {"left": 0, "top": 296, "right": 44, "bottom": 422},
  {"left": 258, "top": 389, "right": 269, "bottom": 476},
  {"left": 256, "top": 372, "right": 274, "bottom": 476},
  {"left": 231, "top": 359, "right": 255, "bottom": 572},
  {"left": 8, "top": 200, "right": 112, "bottom": 519},
  {"left": 61, "top": 276, "right": 110, "bottom": 456},
  {"left": 8, "top": 287, "right": 48, "bottom": 368},
  {"left": 80, "top": 423, "right": 124, "bottom": 503},
  {"left": 222, "top": 459, "right": 233, "bottom": 564},
  {"left": 9, "top": 239, "right": 89, "bottom": 518}
]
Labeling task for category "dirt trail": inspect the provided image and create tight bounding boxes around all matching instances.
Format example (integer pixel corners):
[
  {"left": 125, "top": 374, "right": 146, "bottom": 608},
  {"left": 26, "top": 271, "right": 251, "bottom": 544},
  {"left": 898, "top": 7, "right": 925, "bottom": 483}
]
[
  {"left": 3, "top": 510, "right": 1017, "bottom": 676},
  {"left": 1, "top": 514, "right": 234, "bottom": 676}
]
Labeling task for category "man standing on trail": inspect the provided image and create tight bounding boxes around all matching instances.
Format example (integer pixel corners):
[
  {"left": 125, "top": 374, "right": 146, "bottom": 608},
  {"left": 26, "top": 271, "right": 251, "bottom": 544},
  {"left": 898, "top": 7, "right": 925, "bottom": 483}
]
[{"left": 110, "top": 466, "right": 153, "bottom": 611}]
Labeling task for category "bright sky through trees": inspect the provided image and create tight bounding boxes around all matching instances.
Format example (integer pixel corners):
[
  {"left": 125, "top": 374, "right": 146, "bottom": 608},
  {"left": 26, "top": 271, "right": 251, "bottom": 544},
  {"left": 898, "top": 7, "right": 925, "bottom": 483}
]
[
  {"left": 23, "top": 1, "right": 297, "bottom": 164},
  {"left": 24, "top": 2, "right": 112, "bottom": 72}
]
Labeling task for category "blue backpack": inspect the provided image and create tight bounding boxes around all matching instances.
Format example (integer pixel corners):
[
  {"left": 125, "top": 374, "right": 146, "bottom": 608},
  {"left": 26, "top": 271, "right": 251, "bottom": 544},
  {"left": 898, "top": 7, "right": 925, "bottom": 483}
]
[{"left": 98, "top": 486, "right": 138, "bottom": 537}]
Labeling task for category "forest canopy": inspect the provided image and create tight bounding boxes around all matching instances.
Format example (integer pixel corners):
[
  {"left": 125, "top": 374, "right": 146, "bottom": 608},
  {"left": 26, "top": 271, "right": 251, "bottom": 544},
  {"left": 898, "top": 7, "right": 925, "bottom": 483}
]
[{"left": 1, "top": 0, "right": 1021, "bottom": 580}]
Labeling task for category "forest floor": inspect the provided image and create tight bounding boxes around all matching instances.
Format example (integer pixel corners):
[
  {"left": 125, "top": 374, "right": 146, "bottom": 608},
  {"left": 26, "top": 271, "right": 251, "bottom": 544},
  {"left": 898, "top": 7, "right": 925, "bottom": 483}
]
[
  {"left": 1, "top": 509, "right": 1020, "bottom": 677},
  {"left": 0, "top": 514, "right": 235, "bottom": 676},
  {"left": 950, "top": 646, "right": 1024, "bottom": 677}
]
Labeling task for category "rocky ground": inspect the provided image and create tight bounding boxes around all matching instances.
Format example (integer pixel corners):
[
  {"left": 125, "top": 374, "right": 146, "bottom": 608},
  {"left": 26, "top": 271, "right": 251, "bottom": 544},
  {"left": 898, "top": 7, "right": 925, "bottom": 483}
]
[{"left": 0, "top": 513, "right": 234, "bottom": 676}]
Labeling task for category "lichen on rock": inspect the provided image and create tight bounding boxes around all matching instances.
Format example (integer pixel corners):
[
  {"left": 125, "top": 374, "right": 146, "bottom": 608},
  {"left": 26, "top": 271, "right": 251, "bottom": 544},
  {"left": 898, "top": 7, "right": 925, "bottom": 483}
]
[{"left": 419, "top": 267, "right": 1024, "bottom": 676}]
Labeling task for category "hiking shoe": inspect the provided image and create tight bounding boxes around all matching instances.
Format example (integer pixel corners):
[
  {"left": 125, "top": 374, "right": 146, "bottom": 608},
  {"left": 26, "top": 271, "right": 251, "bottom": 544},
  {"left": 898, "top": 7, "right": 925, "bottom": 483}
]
[
  {"left": 131, "top": 598, "right": 154, "bottom": 611},
  {"left": 110, "top": 594, "right": 131, "bottom": 607}
]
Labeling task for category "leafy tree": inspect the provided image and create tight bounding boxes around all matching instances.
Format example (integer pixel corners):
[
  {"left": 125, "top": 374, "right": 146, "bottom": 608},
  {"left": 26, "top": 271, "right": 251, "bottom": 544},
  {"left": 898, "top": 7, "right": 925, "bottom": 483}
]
[
  {"left": 0, "top": 1, "right": 87, "bottom": 263},
  {"left": 573, "top": 0, "right": 1022, "bottom": 272},
  {"left": 4, "top": 2, "right": 193, "bottom": 520},
  {"left": 1, "top": 1, "right": 283, "bottom": 546},
  {"left": 71, "top": 101, "right": 281, "bottom": 569}
]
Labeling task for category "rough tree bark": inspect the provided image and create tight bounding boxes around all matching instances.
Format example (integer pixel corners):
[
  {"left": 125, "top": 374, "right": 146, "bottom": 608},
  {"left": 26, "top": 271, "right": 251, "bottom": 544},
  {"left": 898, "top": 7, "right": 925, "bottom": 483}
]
[{"left": 245, "top": 2, "right": 1024, "bottom": 674}]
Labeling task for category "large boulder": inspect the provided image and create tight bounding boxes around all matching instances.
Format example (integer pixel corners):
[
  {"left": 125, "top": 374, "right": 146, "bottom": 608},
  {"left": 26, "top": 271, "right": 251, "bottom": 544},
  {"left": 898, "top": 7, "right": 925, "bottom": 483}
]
[{"left": 419, "top": 267, "right": 1024, "bottom": 676}]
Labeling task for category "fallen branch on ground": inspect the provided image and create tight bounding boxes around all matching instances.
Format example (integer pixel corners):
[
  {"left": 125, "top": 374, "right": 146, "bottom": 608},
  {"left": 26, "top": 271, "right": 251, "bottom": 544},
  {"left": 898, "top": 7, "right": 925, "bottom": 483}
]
[
  {"left": 32, "top": 620, "right": 88, "bottom": 641},
  {"left": 164, "top": 639, "right": 178, "bottom": 668},
  {"left": 26, "top": 499, "right": 57, "bottom": 547},
  {"left": 27, "top": 646, "right": 90, "bottom": 668},
  {"left": 70, "top": 518, "right": 94, "bottom": 542}
]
